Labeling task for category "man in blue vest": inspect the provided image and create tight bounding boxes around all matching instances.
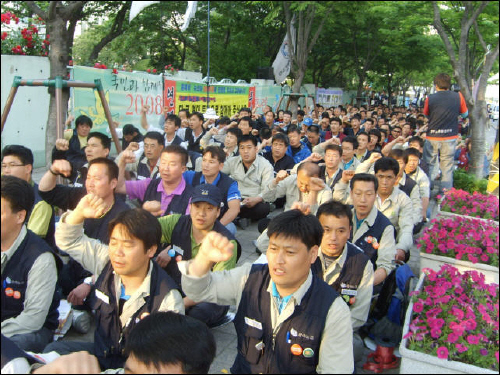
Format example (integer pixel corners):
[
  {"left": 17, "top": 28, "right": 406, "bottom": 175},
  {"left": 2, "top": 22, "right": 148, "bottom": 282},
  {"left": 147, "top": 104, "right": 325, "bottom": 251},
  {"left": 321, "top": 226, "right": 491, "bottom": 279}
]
[
  {"left": 1, "top": 176, "right": 60, "bottom": 353},
  {"left": 155, "top": 184, "right": 238, "bottom": 327},
  {"left": 1, "top": 145, "right": 56, "bottom": 249},
  {"left": 311, "top": 200, "right": 373, "bottom": 364},
  {"left": 286, "top": 126, "right": 311, "bottom": 164},
  {"left": 45, "top": 196, "right": 184, "bottom": 369},
  {"left": 183, "top": 146, "right": 241, "bottom": 236},
  {"left": 179, "top": 210, "right": 354, "bottom": 373},
  {"left": 116, "top": 144, "right": 194, "bottom": 216}
]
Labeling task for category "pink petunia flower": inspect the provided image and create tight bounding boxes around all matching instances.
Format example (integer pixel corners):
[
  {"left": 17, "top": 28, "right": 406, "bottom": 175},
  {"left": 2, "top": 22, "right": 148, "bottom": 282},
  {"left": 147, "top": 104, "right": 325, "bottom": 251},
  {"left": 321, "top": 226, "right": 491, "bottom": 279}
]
[{"left": 436, "top": 346, "right": 449, "bottom": 359}]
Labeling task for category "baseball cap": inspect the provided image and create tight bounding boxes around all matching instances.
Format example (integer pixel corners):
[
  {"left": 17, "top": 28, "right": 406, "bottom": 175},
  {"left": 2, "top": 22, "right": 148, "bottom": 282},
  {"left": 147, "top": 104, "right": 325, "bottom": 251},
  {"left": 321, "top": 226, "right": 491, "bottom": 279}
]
[
  {"left": 303, "top": 118, "right": 313, "bottom": 126},
  {"left": 191, "top": 184, "right": 223, "bottom": 208}
]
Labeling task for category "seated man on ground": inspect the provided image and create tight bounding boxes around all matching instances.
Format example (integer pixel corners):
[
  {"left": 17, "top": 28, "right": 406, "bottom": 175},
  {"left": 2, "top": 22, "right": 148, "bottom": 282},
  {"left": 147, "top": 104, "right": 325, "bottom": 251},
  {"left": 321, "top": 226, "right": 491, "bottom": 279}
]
[
  {"left": 179, "top": 210, "right": 354, "bottom": 373},
  {"left": 154, "top": 184, "right": 238, "bottom": 327},
  {"left": 1, "top": 176, "right": 60, "bottom": 353},
  {"left": 222, "top": 135, "right": 274, "bottom": 228},
  {"left": 46, "top": 199, "right": 184, "bottom": 370},
  {"left": 183, "top": 146, "right": 241, "bottom": 236},
  {"left": 2, "top": 145, "right": 56, "bottom": 249},
  {"left": 311, "top": 201, "right": 373, "bottom": 364}
]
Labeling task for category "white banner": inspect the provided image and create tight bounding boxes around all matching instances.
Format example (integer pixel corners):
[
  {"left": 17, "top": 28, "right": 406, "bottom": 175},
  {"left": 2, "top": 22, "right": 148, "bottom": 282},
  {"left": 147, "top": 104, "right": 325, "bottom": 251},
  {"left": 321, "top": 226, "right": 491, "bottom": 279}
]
[
  {"left": 180, "top": 1, "right": 198, "bottom": 32},
  {"left": 129, "top": 1, "right": 160, "bottom": 23},
  {"left": 272, "top": 18, "right": 296, "bottom": 84}
]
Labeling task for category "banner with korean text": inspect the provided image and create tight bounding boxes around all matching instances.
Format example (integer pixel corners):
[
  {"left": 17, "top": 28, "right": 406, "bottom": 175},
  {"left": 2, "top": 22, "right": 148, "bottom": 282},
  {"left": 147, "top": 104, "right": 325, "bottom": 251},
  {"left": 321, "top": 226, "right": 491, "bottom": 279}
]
[
  {"left": 163, "top": 79, "right": 253, "bottom": 118},
  {"left": 71, "top": 66, "right": 164, "bottom": 134}
]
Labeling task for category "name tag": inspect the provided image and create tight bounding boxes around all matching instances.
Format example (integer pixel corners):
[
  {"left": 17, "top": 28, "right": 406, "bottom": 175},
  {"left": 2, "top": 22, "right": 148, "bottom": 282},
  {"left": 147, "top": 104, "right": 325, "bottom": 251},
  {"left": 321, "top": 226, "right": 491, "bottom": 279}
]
[
  {"left": 245, "top": 317, "right": 263, "bottom": 330},
  {"left": 95, "top": 289, "right": 109, "bottom": 304},
  {"left": 341, "top": 288, "right": 358, "bottom": 296},
  {"left": 172, "top": 245, "right": 184, "bottom": 256}
]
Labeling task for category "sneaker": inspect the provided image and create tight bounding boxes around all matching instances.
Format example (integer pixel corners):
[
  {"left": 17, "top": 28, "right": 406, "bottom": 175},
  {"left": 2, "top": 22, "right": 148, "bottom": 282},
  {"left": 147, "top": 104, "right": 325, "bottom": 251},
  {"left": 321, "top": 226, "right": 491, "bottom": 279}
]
[
  {"left": 236, "top": 217, "right": 249, "bottom": 229},
  {"left": 72, "top": 310, "right": 91, "bottom": 334}
]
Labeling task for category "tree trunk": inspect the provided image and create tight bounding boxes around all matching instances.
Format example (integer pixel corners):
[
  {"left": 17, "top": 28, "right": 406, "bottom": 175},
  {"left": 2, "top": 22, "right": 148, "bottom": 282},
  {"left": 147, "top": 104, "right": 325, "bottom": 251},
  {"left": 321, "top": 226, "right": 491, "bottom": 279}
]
[
  {"left": 468, "top": 101, "right": 487, "bottom": 178},
  {"left": 45, "top": 15, "right": 71, "bottom": 166}
]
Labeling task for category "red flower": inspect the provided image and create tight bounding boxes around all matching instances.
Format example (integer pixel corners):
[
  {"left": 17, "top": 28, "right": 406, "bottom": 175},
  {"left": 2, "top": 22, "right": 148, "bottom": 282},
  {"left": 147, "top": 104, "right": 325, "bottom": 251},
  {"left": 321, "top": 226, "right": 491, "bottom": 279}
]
[
  {"left": 46, "top": 34, "right": 49, "bottom": 39},
  {"left": 68, "top": 60, "right": 73, "bottom": 66},
  {"left": 94, "top": 63, "right": 101, "bottom": 68},
  {"left": 112, "top": 68, "right": 118, "bottom": 74},
  {"left": 146, "top": 69, "right": 151, "bottom": 73},
  {"left": 152, "top": 68, "right": 157, "bottom": 73},
  {"left": 100, "top": 64, "right": 107, "bottom": 69},
  {"left": 1, "top": 31, "right": 7, "bottom": 40},
  {"left": 436, "top": 346, "right": 448, "bottom": 360}
]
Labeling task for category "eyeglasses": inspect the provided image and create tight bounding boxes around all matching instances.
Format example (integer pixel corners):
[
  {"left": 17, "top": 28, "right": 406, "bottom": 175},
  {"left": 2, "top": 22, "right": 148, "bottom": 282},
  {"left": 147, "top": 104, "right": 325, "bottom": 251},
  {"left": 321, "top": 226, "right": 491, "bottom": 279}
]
[{"left": 1, "top": 163, "right": 26, "bottom": 169}]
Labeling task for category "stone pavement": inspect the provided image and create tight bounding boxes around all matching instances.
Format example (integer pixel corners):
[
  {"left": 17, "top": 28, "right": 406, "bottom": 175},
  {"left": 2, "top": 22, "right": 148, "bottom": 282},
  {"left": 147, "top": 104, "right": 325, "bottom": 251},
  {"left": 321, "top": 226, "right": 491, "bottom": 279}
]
[{"left": 32, "top": 166, "right": 437, "bottom": 374}]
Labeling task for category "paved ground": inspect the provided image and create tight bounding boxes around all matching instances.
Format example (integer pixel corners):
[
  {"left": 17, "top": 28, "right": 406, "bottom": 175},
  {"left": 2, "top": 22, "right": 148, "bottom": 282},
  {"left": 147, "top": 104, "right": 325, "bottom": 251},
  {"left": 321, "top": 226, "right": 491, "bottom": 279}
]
[{"left": 32, "top": 166, "right": 437, "bottom": 374}]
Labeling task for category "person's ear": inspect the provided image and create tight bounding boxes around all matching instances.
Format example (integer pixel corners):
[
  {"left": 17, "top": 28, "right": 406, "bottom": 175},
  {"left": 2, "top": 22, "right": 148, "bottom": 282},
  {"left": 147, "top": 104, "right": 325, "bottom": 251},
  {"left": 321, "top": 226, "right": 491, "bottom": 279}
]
[
  {"left": 146, "top": 245, "right": 157, "bottom": 259},
  {"left": 309, "top": 245, "right": 319, "bottom": 264}
]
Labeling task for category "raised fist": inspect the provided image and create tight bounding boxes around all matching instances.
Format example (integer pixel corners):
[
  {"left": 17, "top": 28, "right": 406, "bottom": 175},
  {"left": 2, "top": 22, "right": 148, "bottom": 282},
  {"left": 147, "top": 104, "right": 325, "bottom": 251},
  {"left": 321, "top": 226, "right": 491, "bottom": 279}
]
[
  {"left": 51, "top": 159, "right": 72, "bottom": 177},
  {"left": 275, "top": 169, "right": 289, "bottom": 183},
  {"left": 341, "top": 169, "right": 355, "bottom": 183},
  {"left": 55, "top": 138, "right": 70, "bottom": 151},
  {"left": 120, "top": 150, "right": 136, "bottom": 165},
  {"left": 198, "top": 231, "right": 234, "bottom": 263},
  {"left": 142, "top": 200, "right": 164, "bottom": 216}
]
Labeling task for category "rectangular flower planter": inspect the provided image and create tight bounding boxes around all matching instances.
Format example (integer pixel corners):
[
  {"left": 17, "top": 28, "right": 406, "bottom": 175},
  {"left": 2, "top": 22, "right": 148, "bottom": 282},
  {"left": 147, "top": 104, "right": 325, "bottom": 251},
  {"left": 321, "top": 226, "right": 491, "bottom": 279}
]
[
  {"left": 437, "top": 203, "right": 499, "bottom": 226},
  {"left": 399, "top": 273, "right": 497, "bottom": 374},
  {"left": 420, "top": 252, "right": 499, "bottom": 284}
]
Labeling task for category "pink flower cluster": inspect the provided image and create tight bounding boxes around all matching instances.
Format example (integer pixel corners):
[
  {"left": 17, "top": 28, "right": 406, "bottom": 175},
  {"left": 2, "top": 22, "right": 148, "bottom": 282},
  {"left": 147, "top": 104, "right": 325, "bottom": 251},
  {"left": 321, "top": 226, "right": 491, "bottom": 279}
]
[
  {"left": 405, "top": 265, "right": 499, "bottom": 370},
  {"left": 440, "top": 188, "right": 499, "bottom": 221},
  {"left": 418, "top": 216, "right": 498, "bottom": 267}
]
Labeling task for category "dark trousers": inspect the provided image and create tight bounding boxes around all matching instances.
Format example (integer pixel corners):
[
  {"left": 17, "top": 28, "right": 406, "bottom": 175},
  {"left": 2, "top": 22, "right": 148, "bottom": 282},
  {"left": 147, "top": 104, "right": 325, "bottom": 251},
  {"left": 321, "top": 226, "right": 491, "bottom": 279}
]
[
  {"left": 239, "top": 201, "right": 270, "bottom": 221},
  {"left": 186, "top": 303, "right": 229, "bottom": 328},
  {"left": 9, "top": 327, "right": 54, "bottom": 353}
]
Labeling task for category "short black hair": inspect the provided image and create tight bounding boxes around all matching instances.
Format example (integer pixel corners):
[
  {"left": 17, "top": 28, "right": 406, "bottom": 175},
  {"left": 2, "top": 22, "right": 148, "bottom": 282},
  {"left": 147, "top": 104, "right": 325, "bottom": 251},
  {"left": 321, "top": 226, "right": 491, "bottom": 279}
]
[
  {"left": 88, "top": 157, "right": 119, "bottom": 181},
  {"left": 321, "top": 111, "right": 330, "bottom": 119},
  {"left": 342, "top": 136, "right": 359, "bottom": 150},
  {"left": 238, "top": 116, "right": 253, "bottom": 127},
  {"left": 162, "top": 144, "right": 189, "bottom": 166},
  {"left": 283, "top": 110, "right": 293, "bottom": 117},
  {"left": 297, "top": 110, "right": 305, "bottom": 116},
  {"left": 75, "top": 114, "right": 93, "bottom": 129},
  {"left": 267, "top": 209, "right": 323, "bottom": 250},
  {"left": 388, "top": 148, "right": 407, "bottom": 164},
  {"left": 259, "top": 127, "right": 272, "bottom": 140},
  {"left": 374, "top": 157, "right": 399, "bottom": 176},
  {"left": 108, "top": 208, "right": 161, "bottom": 251},
  {"left": 307, "top": 125, "right": 320, "bottom": 135},
  {"left": 124, "top": 312, "right": 216, "bottom": 374},
  {"left": 1, "top": 175, "right": 34, "bottom": 223},
  {"left": 404, "top": 147, "right": 422, "bottom": 160},
  {"left": 408, "top": 136, "right": 424, "bottom": 149},
  {"left": 166, "top": 114, "right": 181, "bottom": 128},
  {"left": 237, "top": 134, "right": 258, "bottom": 147},
  {"left": 350, "top": 173, "right": 378, "bottom": 193},
  {"left": 286, "top": 125, "right": 300, "bottom": 135},
  {"left": 434, "top": 73, "right": 451, "bottom": 90},
  {"left": 217, "top": 116, "right": 231, "bottom": 126},
  {"left": 2, "top": 145, "right": 34, "bottom": 166},
  {"left": 330, "top": 117, "right": 342, "bottom": 125},
  {"left": 144, "top": 131, "right": 165, "bottom": 146},
  {"left": 202, "top": 145, "right": 226, "bottom": 163},
  {"left": 178, "top": 109, "right": 190, "bottom": 118},
  {"left": 88, "top": 132, "right": 111, "bottom": 150},
  {"left": 369, "top": 129, "right": 381, "bottom": 143},
  {"left": 352, "top": 113, "right": 361, "bottom": 121},
  {"left": 365, "top": 118, "right": 374, "bottom": 125},
  {"left": 357, "top": 131, "right": 369, "bottom": 140},
  {"left": 226, "top": 127, "right": 242, "bottom": 139},
  {"left": 272, "top": 132, "right": 289, "bottom": 147},
  {"left": 325, "top": 144, "right": 342, "bottom": 156},
  {"left": 239, "top": 107, "right": 251, "bottom": 114},
  {"left": 190, "top": 112, "right": 204, "bottom": 122},
  {"left": 316, "top": 200, "right": 353, "bottom": 228},
  {"left": 265, "top": 110, "right": 275, "bottom": 118}
]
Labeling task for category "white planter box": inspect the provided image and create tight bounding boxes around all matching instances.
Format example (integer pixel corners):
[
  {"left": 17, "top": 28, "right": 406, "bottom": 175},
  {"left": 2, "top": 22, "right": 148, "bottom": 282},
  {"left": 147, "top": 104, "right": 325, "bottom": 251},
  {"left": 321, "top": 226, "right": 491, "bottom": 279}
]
[
  {"left": 437, "top": 203, "right": 499, "bottom": 226},
  {"left": 399, "top": 274, "right": 497, "bottom": 374},
  {"left": 420, "top": 252, "right": 499, "bottom": 284}
]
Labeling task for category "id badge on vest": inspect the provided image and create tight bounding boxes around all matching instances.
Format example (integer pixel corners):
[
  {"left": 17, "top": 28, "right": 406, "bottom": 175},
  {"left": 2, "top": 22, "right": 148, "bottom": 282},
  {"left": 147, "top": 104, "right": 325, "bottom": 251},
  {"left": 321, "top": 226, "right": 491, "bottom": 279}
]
[
  {"left": 340, "top": 282, "right": 357, "bottom": 305},
  {"left": 95, "top": 289, "right": 110, "bottom": 305}
]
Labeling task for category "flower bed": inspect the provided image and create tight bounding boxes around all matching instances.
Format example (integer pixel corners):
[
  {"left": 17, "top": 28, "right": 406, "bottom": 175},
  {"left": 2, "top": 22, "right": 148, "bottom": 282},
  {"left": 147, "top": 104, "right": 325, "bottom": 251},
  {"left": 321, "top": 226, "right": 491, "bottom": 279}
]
[
  {"left": 418, "top": 216, "right": 498, "bottom": 268},
  {"left": 400, "top": 265, "right": 499, "bottom": 373},
  {"left": 438, "top": 188, "right": 499, "bottom": 222}
]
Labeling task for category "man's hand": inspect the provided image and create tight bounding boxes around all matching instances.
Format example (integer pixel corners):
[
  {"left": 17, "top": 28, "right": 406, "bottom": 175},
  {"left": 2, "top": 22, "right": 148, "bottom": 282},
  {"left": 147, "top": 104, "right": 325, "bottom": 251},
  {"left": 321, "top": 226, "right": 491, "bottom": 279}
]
[
  {"left": 51, "top": 159, "right": 73, "bottom": 178},
  {"left": 307, "top": 153, "right": 323, "bottom": 163},
  {"left": 125, "top": 142, "right": 139, "bottom": 152},
  {"left": 119, "top": 150, "right": 136, "bottom": 165},
  {"left": 367, "top": 152, "right": 382, "bottom": 164},
  {"left": 395, "top": 249, "right": 406, "bottom": 262},
  {"left": 55, "top": 138, "right": 70, "bottom": 151},
  {"left": 73, "top": 193, "right": 107, "bottom": 220},
  {"left": 142, "top": 200, "right": 164, "bottom": 216},
  {"left": 67, "top": 283, "right": 91, "bottom": 306},
  {"left": 341, "top": 169, "right": 355, "bottom": 183},
  {"left": 251, "top": 129, "right": 259, "bottom": 136},
  {"left": 209, "top": 127, "right": 219, "bottom": 136},
  {"left": 197, "top": 232, "right": 234, "bottom": 264},
  {"left": 141, "top": 105, "right": 150, "bottom": 115},
  {"left": 242, "top": 196, "right": 262, "bottom": 208},
  {"left": 291, "top": 119, "right": 298, "bottom": 125},
  {"left": 395, "top": 136, "right": 406, "bottom": 144},
  {"left": 156, "top": 246, "right": 172, "bottom": 268},
  {"left": 274, "top": 170, "right": 288, "bottom": 184},
  {"left": 290, "top": 201, "right": 311, "bottom": 215},
  {"left": 309, "top": 177, "right": 326, "bottom": 192},
  {"left": 33, "top": 351, "right": 101, "bottom": 374}
]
